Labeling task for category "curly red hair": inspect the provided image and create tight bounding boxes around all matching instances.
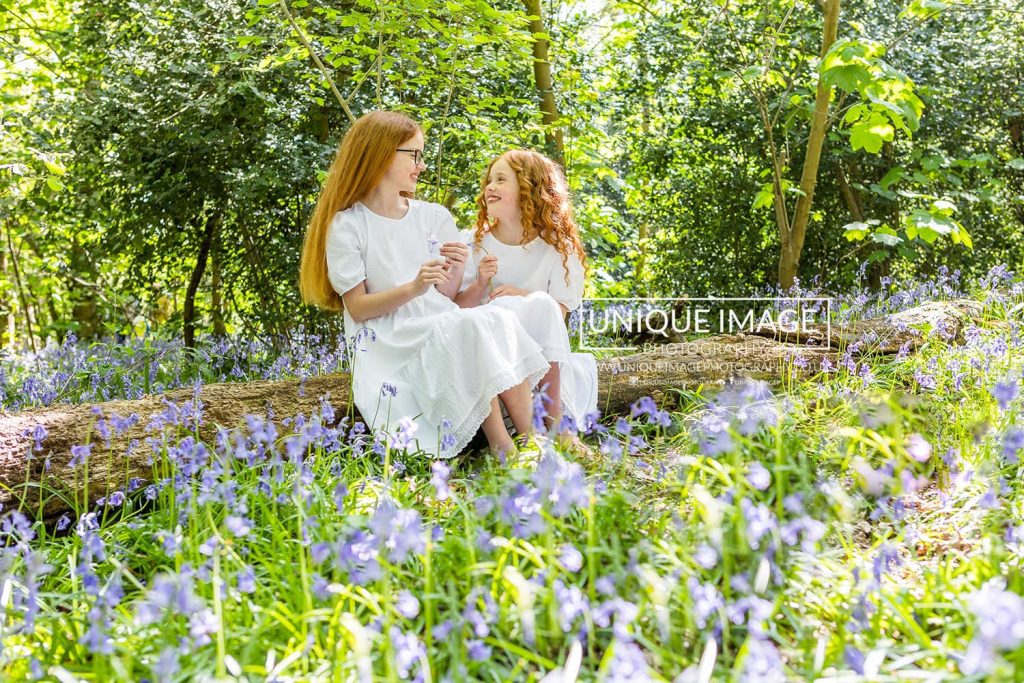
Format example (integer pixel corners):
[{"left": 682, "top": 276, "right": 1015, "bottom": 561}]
[{"left": 474, "top": 149, "right": 586, "bottom": 285}]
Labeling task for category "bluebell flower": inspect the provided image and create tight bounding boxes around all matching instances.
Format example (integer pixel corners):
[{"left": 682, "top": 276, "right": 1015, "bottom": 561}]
[
  {"left": 369, "top": 498, "right": 425, "bottom": 563},
  {"left": 237, "top": 566, "right": 256, "bottom": 594},
  {"left": 871, "top": 543, "right": 902, "bottom": 583},
  {"left": 905, "top": 433, "right": 932, "bottom": 463},
  {"left": 1002, "top": 428, "right": 1024, "bottom": 463},
  {"left": 335, "top": 529, "right": 382, "bottom": 586},
  {"left": 604, "top": 640, "right": 651, "bottom": 682},
  {"left": 153, "top": 647, "right": 180, "bottom": 683},
  {"left": 992, "top": 381, "right": 1018, "bottom": 410},
  {"left": 554, "top": 579, "right": 588, "bottom": 632},
  {"left": 396, "top": 590, "right": 420, "bottom": 619},
  {"left": 740, "top": 637, "right": 785, "bottom": 682},
  {"left": 694, "top": 544, "right": 718, "bottom": 570},
  {"left": 594, "top": 598, "right": 639, "bottom": 641},
  {"left": 466, "top": 639, "right": 491, "bottom": 662},
  {"left": 559, "top": 544, "right": 584, "bottom": 572},
  {"left": 430, "top": 461, "right": 451, "bottom": 501},
  {"left": 844, "top": 645, "right": 866, "bottom": 674},
  {"left": 68, "top": 443, "right": 92, "bottom": 468},
  {"left": 961, "top": 579, "right": 1024, "bottom": 675},
  {"left": 747, "top": 462, "right": 771, "bottom": 491},
  {"left": 432, "top": 620, "right": 455, "bottom": 640},
  {"left": 686, "top": 577, "right": 722, "bottom": 629},
  {"left": 740, "top": 499, "right": 775, "bottom": 550}
]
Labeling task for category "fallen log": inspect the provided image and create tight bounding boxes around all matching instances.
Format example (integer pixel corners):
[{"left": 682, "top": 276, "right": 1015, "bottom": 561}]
[{"left": 0, "top": 300, "right": 983, "bottom": 519}]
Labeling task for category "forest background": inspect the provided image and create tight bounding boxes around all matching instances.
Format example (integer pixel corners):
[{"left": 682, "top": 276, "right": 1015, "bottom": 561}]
[{"left": 3, "top": 0, "right": 1023, "bottom": 351}]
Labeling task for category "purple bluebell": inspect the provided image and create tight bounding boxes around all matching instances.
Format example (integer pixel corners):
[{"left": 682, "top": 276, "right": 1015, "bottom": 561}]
[
  {"left": 992, "top": 381, "right": 1018, "bottom": 410},
  {"left": 554, "top": 579, "right": 588, "bottom": 632},
  {"left": 390, "top": 626, "right": 426, "bottom": 678},
  {"left": 533, "top": 449, "right": 588, "bottom": 517},
  {"left": 237, "top": 566, "right": 256, "bottom": 594},
  {"left": 1002, "top": 428, "right": 1024, "bottom": 463},
  {"left": 961, "top": 579, "right": 1024, "bottom": 675},
  {"left": 594, "top": 598, "right": 639, "bottom": 641},
  {"left": 334, "top": 529, "right": 382, "bottom": 586},
  {"left": 740, "top": 499, "right": 775, "bottom": 550},
  {"left": 871, "top": 544, "right": 902, "bottom": 583},
  {"left": 466, "top": 639, "right": 491, "bottom": 662},
  {"left": 694, "top": 544, "right": 718, "bottom": 570},
  {"left": 369, "top": 498, "right": 425, "bottom": 563},
  {"left": 396, "top": 590, "right": 420, "bottom": 619},
  {"left": 431, "top": 461, "right": 452, "bottom": 501},
  {"left": 740, "top": 637, "right": 785, "bottom": 682},
  {"left": 686, "top": 577, "right": 723, "bottom": 629},
  {"left": 905, "top": 433, "right": 932, "bottom": 463},
  {"left": 432, "top": 620, "right": 455, "bottom": 640},
  {"left": 747, "top": 462, "right": 771, "bottom": 491},
  {"left": 605, "top": 640, "right": 651, "bottom": 682},
  {"left": 559, "top": 544, "right": 584, "bottom": 572},
  {"left": 68, "top": 443, "right": 92, "bottom": 468}
]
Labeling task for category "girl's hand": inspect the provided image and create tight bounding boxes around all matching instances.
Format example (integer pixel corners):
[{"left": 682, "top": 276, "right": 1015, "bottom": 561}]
[
  {"left": 440, "top": 242, "right": 469, "bottom": 271},
  {"left": 489, "top": 284, "right": 529, "bottom": 300},
  {"left": 476, "top": 254, "right": 498, "bottom": 285},
  {"left": 413, "top": 259, "right": 450, "bottom": 294}
]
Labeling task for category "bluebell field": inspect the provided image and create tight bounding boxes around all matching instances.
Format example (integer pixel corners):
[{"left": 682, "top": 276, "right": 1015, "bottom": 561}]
[{"left": 1, "top": 265, "right": 1024, "bottom": 681}]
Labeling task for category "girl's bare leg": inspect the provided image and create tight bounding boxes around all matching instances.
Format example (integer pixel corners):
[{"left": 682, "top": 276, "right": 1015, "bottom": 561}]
[
  {"left": 481, "top": 398, "right": 514, "bottom": 455},
  {"left": 498, "top": 379, "right": 534, "bottom": 437},
  {"left": 538, "top": 363, "right": 562, "bottom": 431}
]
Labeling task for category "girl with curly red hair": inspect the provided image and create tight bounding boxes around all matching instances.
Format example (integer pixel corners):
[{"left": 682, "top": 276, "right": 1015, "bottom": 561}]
[
  {"left": 300, "top": 113, "right": 554, "bottom": 457},
  {"left": 457, "top": 149, "right": 598, "bottom": 432}
]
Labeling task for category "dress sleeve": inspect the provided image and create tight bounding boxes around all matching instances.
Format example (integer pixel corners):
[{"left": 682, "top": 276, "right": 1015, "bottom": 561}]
[
  {"left": 434, "top": 205, "right": 477, "bottom": 293},
  {"left": 325, "top": 211, "right": 366, "bottom": 295},
  {"left": 547, "top": 248, "right": 585, "bottom": 312}
]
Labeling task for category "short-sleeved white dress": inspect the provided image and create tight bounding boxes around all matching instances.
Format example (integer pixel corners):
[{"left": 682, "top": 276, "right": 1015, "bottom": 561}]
[
  {"left": 325, "top": 200, "right": 551, "bottom": 457},
  {"left": 474, "top": 232, "right": 599, "bottom": 429}
]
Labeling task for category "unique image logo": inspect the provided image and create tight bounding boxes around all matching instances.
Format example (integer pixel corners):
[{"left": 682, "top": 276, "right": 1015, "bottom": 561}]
[{"left": 576, "top": 297, "right": 832, "bottom": 351}]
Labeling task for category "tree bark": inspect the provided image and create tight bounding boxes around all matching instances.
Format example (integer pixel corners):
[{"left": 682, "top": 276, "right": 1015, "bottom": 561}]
[
  {"left": 211, "top": 228, "right": 227, "bottom": 337},
  {"left": 522, "top": 0, "right": 564, "bottom": 166},
  {"left": 184, "top": 211, "right": 221, "bottom": 349},
  {"left": 4, "top": 218, "right": 38, "bottom": 353},
  {"left": 778, "top": 0, "right": 841, "bottom": 289},
  {"left": 0, "top": 300, "right": 983, "bottom": 520}
]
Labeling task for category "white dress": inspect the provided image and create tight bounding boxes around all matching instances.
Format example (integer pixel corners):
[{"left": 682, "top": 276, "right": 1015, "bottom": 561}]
[
  {"left": 325, "top": 200, "right": 551, "bottom": 457},
  {"left": 474, "top": 232, "right": 599, "bottom": 429}
]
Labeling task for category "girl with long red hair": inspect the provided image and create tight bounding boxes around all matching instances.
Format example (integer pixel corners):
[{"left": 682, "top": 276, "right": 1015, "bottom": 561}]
[
  {"left": 458, "top": 149, "right": 598, "bottom": 432},
  {"left": 299, "top": 112, "right": 556, "bottom": 457}
]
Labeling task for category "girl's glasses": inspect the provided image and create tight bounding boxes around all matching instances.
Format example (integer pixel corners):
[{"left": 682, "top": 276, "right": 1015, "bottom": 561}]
[{"left": 396, "top": 148, "right": 424, "bottom": 165}]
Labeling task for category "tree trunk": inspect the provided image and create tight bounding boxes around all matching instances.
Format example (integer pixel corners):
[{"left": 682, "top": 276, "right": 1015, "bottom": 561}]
[
  {"left": 0, "top": 300, "right": 984, "bottom": 520},
  {"left": 184, "top": 211, "right": 221, "bottom": 349},
  {"left": 1008, "top": 115, "right": 1024, "bottom": 228},
  {"left": 4, "top": 218, "right": 38, "bottom": 353},
  {"left": 778, "top": 0, "right": 841, "bottom": 289},
  {"left": 211, "top": 228, "right": 227, "bottom": 337},
  {"left": 522, "top": 0, "right": 564, "bottom": 166},
  {"left": 0, "top": 246, "right": 12, "bottom": 350}
]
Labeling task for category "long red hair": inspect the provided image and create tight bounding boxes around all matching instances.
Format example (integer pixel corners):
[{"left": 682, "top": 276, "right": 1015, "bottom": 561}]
[
  {"left": 474, "top": 149, "right": 586, "bottom": 285},
  {"left": 299, "top": 111, "right": 422, "bottom": 310}
]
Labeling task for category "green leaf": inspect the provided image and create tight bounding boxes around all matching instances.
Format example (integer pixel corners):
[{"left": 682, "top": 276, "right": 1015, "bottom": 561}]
[
  {"left": 43, "top": 159, "right": 66, "bottom": 176},
  {"left": 752, "top": 189, "right": 774, "bottom": 210},
  {"left": 1008, "top": 158, "right": 1024, "bottom": 171},
  {"left": 46, "top": 176, "right": 65, "bottom": 192},
  {"left": 822, "top": 64, "right": 871, "bottom": 92},
  {"left": 879, "top": 166, "right": 904, "bottom": 190},
  {"left": 871, "top": 226, "right": 902, "bottom": 246},
  {"left": 850, "top": 119, "right": 893, "bottom": 153},
  {"left": 843, "top": 221, "right": 870, "bottom": 241}
]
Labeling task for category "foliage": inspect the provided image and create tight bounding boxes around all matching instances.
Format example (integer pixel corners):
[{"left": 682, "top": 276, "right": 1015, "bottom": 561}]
[{"left": 3, "top": 270, "right": 1024, "bottom": 679}]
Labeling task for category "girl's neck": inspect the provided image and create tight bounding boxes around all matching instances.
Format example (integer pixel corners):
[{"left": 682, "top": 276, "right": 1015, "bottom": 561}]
[
  {"left": 361, "top": 184, "right": 409, "bottom": 219},
  {"left": 491, "top": 216, "right": 525, "bottom": 245}
]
